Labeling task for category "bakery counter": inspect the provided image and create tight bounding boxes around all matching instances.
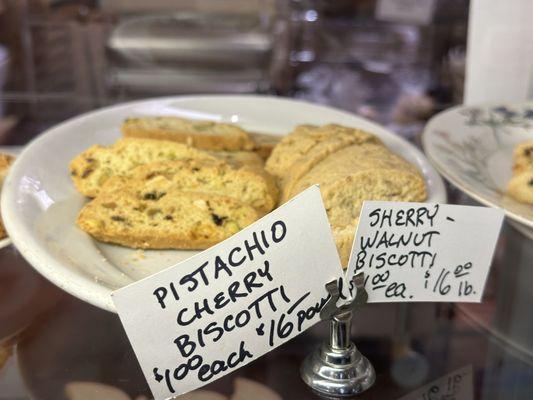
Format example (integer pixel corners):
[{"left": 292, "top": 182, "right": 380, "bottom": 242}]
[{"left": 1, "top": 208, "right": 533, "bottom": 399}]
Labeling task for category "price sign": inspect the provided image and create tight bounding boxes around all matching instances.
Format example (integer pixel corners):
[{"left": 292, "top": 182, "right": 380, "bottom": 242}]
[
  {"left": 398, "top": 365, "right": 473, "bottom": 400},
  {"left": 345, "top": 202, "right": 504, "bottom": 302},
  {"left": 112, "top": 186, "right": 343, "bottom": 400}
]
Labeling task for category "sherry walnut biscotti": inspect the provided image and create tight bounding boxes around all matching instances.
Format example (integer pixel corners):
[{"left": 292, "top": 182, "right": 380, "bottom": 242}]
[
  {"left": 69, "top": 138, "right": 216, "bottom": 197},
  {"left": 129, "top": 159, "right": 278, "bottom": 213},
  {"left": 121, "top": 116, "right": 256, "bottom": 151},
  {"left": 265, "top": 124, "right": 380, "bottom": 182},
  {"left": 77, "top": 176, "right": 259, "bottom": 249}
]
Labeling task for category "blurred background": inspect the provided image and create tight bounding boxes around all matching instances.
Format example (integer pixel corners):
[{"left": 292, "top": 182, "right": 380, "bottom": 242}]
[{"left": 0, "top": 0, "right": 468, "bottom": 145}]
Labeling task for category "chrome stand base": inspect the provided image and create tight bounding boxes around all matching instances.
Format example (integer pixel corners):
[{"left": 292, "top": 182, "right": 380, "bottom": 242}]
[{"left": 301, "top": 342, "right": 375, "bottom": 398}]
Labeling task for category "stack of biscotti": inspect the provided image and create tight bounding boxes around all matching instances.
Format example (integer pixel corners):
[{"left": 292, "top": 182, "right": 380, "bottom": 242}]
[
  {"left": 267, "top": 124, "right": 427, "bottom": 267},
  {"left": 507, "top": 140, "right": 533, "bottom": 205},
  {"left": 121, "top": 116, "right": 279, "bottom": 159},
  {"left": 0, "top": 153, "right": 15, "bottom": 239},
  {"left": 71, "top": 123, "right": 279, "bottom": 250}
]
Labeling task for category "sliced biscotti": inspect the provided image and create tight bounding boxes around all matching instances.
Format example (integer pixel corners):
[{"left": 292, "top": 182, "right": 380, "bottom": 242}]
[
  {"left": 286, "top": 143, "right": 427, "bottom": 223},
  {"left": 283, "top": 143, "right": 427, "bottom": 268},
  {"left": 249, "top": 132, "right": 281, "bottom": 160},
  {"left": 121, "top": 116, "right": 255, "bottom": 151},
  {"left": 211, "top": 150, "right": 265, "bottom": 169},
  {"left": 77, "top": 177, "right": 259, "bottom": 249},
  {"left": 511, "top": 140, "right": 533, "bottom": 175},
  {"left": 265, "top": 124, "right": 380, "bottom": 181},
  {"left": 129, "top": 159, "right": 278, "bottom": 213},
  {"left": 69, "top": 138, "right": 216, "bottom": 197}
]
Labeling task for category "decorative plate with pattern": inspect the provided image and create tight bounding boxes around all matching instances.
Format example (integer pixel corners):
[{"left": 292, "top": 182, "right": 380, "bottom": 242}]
[{"left": 423, "top": 102, "right": 533, "bottom": 234}]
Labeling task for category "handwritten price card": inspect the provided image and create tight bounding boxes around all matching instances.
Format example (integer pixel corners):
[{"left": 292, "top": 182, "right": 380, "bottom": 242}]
[
  {"left": 112, "top": 186, "right": 343, "bottom": 400},
  {"left": 398, "top": 365, "right": 473, "bottom": 400},
  {"left": 346, "top": 202, "right": 504, "bottom": 302}
]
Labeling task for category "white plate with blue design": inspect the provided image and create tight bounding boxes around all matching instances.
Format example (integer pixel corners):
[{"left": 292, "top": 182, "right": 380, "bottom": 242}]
[{"left": 423, "top": 102, "right": 533, "bottom": 238}]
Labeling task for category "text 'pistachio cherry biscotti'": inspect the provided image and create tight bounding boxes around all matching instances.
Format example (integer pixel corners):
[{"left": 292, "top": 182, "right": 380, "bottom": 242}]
[
  {"left": 77, "top": 176, "right": 260, "bottom": 250},
  {"left": 129, "top": 158, "right": 279, "bottom": 214},
  {"left": 121, "top": 116, "right": 256, "bottom": 151},
  {"left": 69, "top": 138, "right": 217, "bottom": 198}
]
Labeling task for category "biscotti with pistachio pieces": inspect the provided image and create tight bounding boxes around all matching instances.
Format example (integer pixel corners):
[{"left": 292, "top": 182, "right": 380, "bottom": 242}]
[
  {"left": 121, "top": 116, "right": 255, "bottom": 151},
  {"left": 265, "top": 124, "right": 380, "bottom": 181},
  {"left": 77, "top": 176, "right": 259, "bottom": 249},
  {"left": 69, "top": 138, "right": 217, "bottom": 198},
  {"left": 129, "top": 158, "right": 278, "bottom": 213}
]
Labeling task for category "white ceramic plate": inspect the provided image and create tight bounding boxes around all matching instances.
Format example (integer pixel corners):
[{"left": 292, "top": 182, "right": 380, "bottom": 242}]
[
  {"left": 2, "top": 95, "right": 446, "bottom": 312},
  {"left": 423, "top": 101, "right": 533, "bottom": 235}
]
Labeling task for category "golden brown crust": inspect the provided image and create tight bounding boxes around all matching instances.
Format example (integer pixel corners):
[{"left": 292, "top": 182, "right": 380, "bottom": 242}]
[{"left": 121, "top": 117, "right": 255, "bottom": 151}]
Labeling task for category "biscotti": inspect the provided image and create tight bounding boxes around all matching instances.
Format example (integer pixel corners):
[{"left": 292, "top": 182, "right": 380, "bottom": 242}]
[
  {"left": 507, "top": 169, "right": 533, "bottom": 205},
  {"left": 507, "top": 140, "right": 533, "bottom": 204},
  {"left": 0, "top": 153, "right": 15, "bottom": 239},
  {"left": 211, "top": 150, "right": 265, "bottom": 169},
  {"left": 69, "top": 138, "right": 216, "bottom": 197},
  {"left": 77, "top": 177, "right": 259, "bottom": 249},
  {"left": 265, "top": 124, "right": 380, "bottom": 182},
  {"left": 121, "top": 116, "right": 255, "bottom": 151},
  {"left": 278, "top": 142, "right": 427, "bottom": 267},
  {"left": 129, "top": 159, "right": 278, "bottom": 213},
  {"left": 511, "top": 140, "right": 533, "bottom": 175},
  {"left": 249, "top": 132, "right": 281, "bottom": 160}
]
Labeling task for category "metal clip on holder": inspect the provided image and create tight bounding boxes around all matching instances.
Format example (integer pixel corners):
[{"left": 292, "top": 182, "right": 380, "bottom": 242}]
[{"left": 301, "top": 273, "right": 375, "bottom": 397}]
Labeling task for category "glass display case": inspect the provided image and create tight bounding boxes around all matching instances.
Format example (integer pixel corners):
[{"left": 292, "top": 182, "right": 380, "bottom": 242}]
[{"left": 1, "top": 1, "right": 532, "bottom": 399}]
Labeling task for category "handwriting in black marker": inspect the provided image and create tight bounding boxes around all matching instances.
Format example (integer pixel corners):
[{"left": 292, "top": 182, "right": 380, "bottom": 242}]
[
  {"left": 446, "top": 216, "right": 455, "bottom": 222},
  {"left": 287, "top": 291, "right": 311, "bottom": 315},
  {"left": 255, "top": 324, "right": 265, "bottom": 336}
]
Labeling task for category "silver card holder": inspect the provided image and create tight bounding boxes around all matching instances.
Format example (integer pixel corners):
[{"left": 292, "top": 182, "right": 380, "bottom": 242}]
[{"left": 300, "top": 273, "right": 375, "bottom": 397}]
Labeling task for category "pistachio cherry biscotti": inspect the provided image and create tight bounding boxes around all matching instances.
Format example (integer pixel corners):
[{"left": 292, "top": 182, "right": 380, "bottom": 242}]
[
  {"left": 121, "top": 116, "right": 255, "bottom": 151},
  {"left": 69, "top": 138, "right": 216, "bottom": 197},
  {"left": 282, "top": 142, "right": 427, "bottom": 267},
  {"left": 129, "top": 158, "right": 278, "bottom": 214},
  {"left": 77, "top": 177, "right": 259, "bottom": 249}
]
